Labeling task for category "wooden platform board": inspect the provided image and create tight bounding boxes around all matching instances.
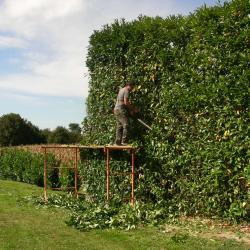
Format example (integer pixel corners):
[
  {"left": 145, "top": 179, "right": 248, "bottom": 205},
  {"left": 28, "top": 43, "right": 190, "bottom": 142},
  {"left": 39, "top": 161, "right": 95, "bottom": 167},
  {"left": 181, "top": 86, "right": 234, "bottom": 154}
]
[
  {"left": 41, "top": 145, "right": 136, "bottom": 150},
  {"left": 41, "top": 145, "right": 105, "bottom": 149},
  {"left": 105, "top": 145, "right": 135, "bottom": 150}
]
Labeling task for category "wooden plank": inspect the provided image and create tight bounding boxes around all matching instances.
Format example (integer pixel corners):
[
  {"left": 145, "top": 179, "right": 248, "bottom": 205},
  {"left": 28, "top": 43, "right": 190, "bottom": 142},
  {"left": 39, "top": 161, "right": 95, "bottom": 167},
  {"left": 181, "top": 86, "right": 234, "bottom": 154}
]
[
  {"left": 104, "top": 145, "right": 136, "bottom": 150},
  {"left": 41, "top": 145, "right": 105, "bottom": 149},
  {"left": 41, "top": 145, "right": 136, "bottom": 150}
]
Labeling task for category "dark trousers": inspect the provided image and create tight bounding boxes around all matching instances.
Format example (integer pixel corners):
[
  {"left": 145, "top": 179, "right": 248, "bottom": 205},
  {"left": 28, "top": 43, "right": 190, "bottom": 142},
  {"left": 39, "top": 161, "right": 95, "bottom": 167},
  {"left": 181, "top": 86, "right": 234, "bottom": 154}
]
[{"left": 114, "top": 106, "right": 129, "bottom": 144}]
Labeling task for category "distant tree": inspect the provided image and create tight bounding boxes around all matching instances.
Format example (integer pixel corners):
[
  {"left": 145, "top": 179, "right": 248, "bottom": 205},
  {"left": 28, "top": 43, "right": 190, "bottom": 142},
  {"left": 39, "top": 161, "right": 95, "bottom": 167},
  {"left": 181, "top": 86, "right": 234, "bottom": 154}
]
[
  {"left": 68, "top": 123, "right": 82, "bottom": 143},
  {"left": 0, "top": 113, "right": 45, "bottom": 146},
  {"left": 69, "top": 123, "right": 81, "bottom": 134},
  {"left": 41, "top": 128, "right": 52, "bottom": 143},
  {"left": 48, "top": 126, "right": 71, "bottom": 144}
]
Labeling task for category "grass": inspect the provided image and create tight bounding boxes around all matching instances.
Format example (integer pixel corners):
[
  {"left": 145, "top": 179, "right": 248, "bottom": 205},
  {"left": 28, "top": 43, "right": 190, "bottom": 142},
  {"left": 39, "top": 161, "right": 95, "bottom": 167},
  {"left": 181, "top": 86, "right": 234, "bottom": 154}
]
[{"left": 0, "top": 180, "right": 249, "bottom": 250}]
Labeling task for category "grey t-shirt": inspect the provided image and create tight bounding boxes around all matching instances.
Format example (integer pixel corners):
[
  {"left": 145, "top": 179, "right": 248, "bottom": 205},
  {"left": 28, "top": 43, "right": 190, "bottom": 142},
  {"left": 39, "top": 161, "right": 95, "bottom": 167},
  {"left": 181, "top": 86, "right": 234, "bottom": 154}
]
[{"left": 114, "top": 87, "right": 129, "bottom": 109}]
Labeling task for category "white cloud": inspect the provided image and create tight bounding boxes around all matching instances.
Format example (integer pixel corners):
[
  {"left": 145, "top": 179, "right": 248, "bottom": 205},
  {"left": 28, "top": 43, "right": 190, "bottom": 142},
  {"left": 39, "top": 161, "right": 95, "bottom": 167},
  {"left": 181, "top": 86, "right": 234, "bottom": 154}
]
[
  {"left": 0, "top": 68, "right": 88, "bottom": 97},
  {"left": 4, "top": 0, "right": 84, "bottom": 19},
  {"left": 0, "top": 0, "right": 90, "bottom": 36},
  {"left": 0, "top": 35, "right": 26, "bottom": 48},
  {"left": 0, "top": 0, "right": 92, "bottom": 97}
]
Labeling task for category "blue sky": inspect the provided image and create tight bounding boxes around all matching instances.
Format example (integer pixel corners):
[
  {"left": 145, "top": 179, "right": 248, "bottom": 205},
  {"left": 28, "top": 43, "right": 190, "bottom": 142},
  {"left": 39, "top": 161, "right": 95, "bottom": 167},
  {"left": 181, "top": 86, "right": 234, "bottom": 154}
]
[{"left": 0, "top": 0, "right": 223, "bottom": 130}]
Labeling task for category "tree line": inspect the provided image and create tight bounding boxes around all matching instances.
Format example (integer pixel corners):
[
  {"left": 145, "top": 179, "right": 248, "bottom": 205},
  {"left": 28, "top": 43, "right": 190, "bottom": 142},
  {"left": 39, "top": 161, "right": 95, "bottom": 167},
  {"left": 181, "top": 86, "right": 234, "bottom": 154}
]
[{"left": 0, "top": 113, "right": 82, "bottom": 146}]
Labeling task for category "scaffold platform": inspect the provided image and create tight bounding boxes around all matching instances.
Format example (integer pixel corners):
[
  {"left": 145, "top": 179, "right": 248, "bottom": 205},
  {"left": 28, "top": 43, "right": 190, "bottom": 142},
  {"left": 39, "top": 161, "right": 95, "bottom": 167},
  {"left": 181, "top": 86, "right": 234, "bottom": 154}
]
[{"left": 42, "top": 145, "right": 137, "bottom": 205}]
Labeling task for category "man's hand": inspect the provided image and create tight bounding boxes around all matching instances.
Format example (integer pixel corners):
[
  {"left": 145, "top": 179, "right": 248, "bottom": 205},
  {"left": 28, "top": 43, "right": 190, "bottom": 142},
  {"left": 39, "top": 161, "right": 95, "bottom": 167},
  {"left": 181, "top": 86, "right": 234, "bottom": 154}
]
[
  {"left": 133, "top": 107, "right": 139, "bottom": 113},
  {"left": 130, "top": 108, "right": 139, "bottom": 117}
]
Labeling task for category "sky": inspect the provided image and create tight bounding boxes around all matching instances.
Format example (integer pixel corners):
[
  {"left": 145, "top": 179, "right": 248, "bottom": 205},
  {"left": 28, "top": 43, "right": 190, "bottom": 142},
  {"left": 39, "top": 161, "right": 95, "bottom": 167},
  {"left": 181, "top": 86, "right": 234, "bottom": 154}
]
[{"left": 0, "top": 0, "right": 223, "bottom": 130}]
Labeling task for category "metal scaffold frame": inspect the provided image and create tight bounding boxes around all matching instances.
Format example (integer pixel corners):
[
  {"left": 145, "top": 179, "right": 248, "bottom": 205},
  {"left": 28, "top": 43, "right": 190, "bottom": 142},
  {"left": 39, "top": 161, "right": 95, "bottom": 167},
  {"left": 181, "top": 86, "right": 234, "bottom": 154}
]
[
  {"left": 105, "top": 145, "right": 136, "bottom": 206},
  {"left": 42, "top": 145, "right": 137, "bottom": 205},
  {"left": 42, "top": 145, "right": 80, "bottom": 201}
]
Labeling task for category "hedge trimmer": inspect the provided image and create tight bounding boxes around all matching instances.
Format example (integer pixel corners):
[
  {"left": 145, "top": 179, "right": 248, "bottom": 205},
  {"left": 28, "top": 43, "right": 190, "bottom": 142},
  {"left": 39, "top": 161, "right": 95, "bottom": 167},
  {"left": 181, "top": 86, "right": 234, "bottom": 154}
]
[
  {"left": 136, "top": 118, "right": 152, "bottom": 130},
  {"left": 131, "top": 112, "right": 152, "bottom": 130}
]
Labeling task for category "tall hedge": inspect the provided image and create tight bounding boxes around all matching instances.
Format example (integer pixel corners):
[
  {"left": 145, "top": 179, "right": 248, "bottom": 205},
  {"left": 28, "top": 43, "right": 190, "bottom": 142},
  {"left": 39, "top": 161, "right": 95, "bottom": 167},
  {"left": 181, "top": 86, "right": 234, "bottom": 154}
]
[{"left": 83, "top": 0, "right": 250, "bottom": 220}]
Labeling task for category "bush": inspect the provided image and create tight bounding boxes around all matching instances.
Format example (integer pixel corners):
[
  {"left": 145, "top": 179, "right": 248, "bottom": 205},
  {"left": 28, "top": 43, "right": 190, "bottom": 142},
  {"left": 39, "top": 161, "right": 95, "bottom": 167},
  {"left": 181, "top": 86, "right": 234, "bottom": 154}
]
[
  {"left": 0, "top": 148, "right": 60, "bottom": 187},
  {"left": 78, "top": 148, "right": 136, "bottom": 203},
  {"left": 82, "top": 0, "right": 250, "bottom": 221}
]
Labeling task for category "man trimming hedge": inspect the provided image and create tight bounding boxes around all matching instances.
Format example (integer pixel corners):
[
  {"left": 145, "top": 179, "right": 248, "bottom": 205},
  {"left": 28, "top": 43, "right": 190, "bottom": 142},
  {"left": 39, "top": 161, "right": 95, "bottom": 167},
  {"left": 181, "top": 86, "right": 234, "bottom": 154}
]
[{"left": 113, "top": 82, "right": 138, "bottom": 145}]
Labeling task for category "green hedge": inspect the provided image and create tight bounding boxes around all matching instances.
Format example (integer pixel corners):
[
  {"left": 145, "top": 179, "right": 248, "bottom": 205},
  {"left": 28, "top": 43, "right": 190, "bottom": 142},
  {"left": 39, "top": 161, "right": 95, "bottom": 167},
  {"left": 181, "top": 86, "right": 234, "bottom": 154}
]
[
  {"left": 0, "top": 148, "right": 60, "bottom": 187},
  {"left": 82, "top": 0, "right": 250, "bottom": 220},
  {"left": 78, "top": 148, "right": 137, "bottom": 202}
]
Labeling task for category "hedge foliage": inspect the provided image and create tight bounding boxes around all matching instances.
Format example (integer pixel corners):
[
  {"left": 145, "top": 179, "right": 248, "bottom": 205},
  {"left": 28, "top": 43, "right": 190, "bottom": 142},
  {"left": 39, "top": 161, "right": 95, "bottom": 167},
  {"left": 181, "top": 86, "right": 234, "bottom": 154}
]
[
  {"left": 83, "top": 0, "right": 250, "bottom": 220},
  {"left": 0, "top": 148, "right": 61, "bottom": 188},
  {"left": 78, "top": 148, "right": 138, "bottom": 203}
]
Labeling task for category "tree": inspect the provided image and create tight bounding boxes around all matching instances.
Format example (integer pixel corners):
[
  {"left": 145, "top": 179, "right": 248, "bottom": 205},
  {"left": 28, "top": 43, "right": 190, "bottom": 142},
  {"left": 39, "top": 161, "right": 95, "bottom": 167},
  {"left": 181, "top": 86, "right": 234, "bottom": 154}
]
[
  {"left": 48, "top": 126, "right": 71, "bottom": 144},
  {"left": 68, "top": 123, "right": 82, "bottom": 143},
  {"left": 0, "top": 113, "right": 45, "bottom": 146},
  {"left": 69, "top": 123, "right": 81, "bottom": 134},
  {"left": 40, "top": 128, "right": 52, "bottom": 143}
]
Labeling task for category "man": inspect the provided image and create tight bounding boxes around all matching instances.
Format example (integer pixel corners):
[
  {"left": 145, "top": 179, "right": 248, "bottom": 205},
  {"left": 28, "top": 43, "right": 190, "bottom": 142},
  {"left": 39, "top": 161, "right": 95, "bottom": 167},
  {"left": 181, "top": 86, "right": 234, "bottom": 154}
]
[{"left": 114, "top": 82, "right": 138, "bottom": 145}]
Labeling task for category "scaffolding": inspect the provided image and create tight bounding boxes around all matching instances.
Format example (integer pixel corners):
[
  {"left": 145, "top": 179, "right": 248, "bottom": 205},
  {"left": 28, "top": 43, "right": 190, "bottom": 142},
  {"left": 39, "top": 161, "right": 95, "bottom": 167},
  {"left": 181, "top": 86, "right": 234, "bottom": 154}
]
[
  {"left": 105, "top": 145, "right": 136, "bottom": 205},
  {"left": 42, "top": 145, "right": 137, "bottom": 205}
]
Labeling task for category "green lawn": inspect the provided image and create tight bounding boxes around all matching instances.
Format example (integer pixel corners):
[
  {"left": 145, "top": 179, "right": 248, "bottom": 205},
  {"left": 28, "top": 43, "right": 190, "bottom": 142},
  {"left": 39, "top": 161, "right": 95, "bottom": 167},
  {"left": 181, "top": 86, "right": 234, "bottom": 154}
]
[{"left": 0, "top": 180, "right": 248, "bottom": 250}]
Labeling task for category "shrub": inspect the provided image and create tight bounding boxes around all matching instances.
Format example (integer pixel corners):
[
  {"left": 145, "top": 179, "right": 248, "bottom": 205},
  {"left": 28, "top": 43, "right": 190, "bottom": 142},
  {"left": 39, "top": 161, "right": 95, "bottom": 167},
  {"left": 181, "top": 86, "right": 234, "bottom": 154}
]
[
  {"left": 82, "top": 0, "right": 250, "bottom": 221},
  {"left": 0, "top": 148, "right": 60, "bottom": 187}
]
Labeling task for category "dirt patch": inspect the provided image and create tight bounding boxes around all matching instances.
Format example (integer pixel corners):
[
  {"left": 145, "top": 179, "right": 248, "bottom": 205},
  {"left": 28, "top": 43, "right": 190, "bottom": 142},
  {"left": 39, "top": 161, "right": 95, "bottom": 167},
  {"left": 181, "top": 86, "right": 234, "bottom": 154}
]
[
  {"left": 200, "top": 231, "right": 250, "bottom": 245},
  {"left": 162, "top": 217, "right": 250, "bottom": 246}
]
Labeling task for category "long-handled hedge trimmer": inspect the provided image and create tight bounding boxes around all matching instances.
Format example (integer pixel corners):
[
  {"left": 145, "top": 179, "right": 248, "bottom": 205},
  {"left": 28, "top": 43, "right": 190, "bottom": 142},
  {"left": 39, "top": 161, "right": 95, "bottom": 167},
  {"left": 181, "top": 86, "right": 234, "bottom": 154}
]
[
  {"left": 136, "top": 118, "right": 152, "bottom": 130},
  {"left": 131, "top": 112, "right": 152, "bottom": 130}
]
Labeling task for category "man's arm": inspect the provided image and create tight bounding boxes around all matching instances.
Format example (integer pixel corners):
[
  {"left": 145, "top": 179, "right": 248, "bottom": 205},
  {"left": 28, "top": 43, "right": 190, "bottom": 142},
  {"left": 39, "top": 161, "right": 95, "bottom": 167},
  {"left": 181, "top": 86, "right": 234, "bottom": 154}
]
[
  {"left": 124, "top": 97, "right": 134, "bottom": 110},
  {"left": 124, "top": 97, "right": 138, "bottom": 114},
  {"left": 123, "top": 88, "right": 138, "bottom": 114}
]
